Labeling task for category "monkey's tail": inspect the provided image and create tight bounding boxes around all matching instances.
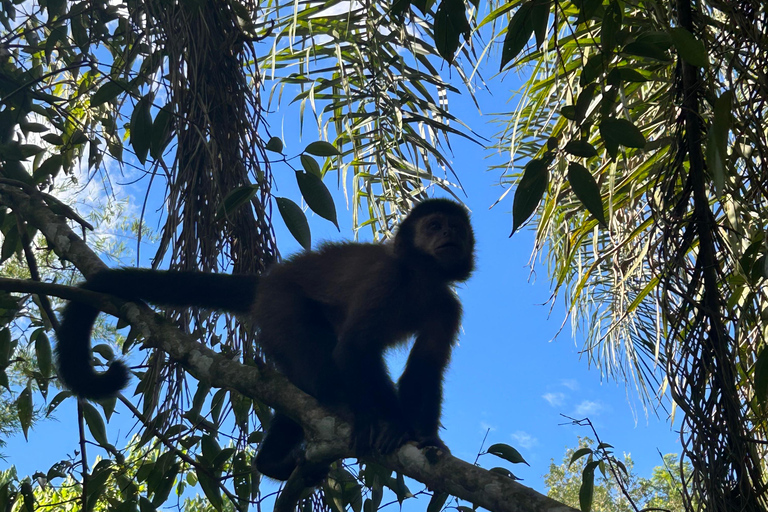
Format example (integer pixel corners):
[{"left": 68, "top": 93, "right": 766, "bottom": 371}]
[{"left": 56, "top": 269, "right": 259, "bottom": 400}]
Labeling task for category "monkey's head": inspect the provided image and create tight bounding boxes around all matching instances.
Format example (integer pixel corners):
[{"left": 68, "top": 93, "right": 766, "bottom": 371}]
[{"left": 394, "top": 199, "right": 475, "bottom": 282}]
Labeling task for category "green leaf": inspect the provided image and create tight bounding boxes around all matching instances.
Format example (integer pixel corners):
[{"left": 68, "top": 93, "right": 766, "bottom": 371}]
[
  {"left": 265, "top": 136, "right": 283, "bottom": 153},
  {"left": 301, "top": 154, "right": 322, "bottom": 178},
  {"left": 295, "top": 171, "right": 339, "bottom": 229},
  {"left": 569, "top": 447, "right": 593, "bottom": 466},
  {"left": 575, "top": 83, "right": 598, "bottom": 122},
  {"left": 707, "top": 90, "right": 733, "bottom": 198},
  {"left": 487, "top": 443, "right": 529, "bottom": 465},
  {"left": 150, "top": 105, "right": 173, "bottom": 160},
  {"left": 197, "top": 469, "right": 223, "bottom": 511},
  {"left": 600, "top": 118, "right": 646, "bottom": 149},
  {"left": 511, "top": 159, "right": 549, "bottom": 235},
  {"left": 233, "top": 451, "right": 251, "bottom": 507},
  {"left": 427, "top": 491, "right": 449, "bottom": 512},
  {"left": 579, "top": 462, "right": 596, "bottom": 512},
  {"left": 20, "top": 481, "right": 34, "bottom": 512},
  {"left": 90, "top": 80, "right": 127, "bottom": 107},
  {"left": 500, "top": 1, "right": 534, "bottom": 71},
  {"left": 82, "top": 402, "right": 110, "bottom": 447},
  {"left": 670, "top": 27, "right": 708, "bottom": 68},
  {"left": 531, "top": 0, "right": 551, "bottom": 49},
  {"left": 580, "top": 54, "right": 606, "bottom": 86},
  {"left": 564, "top": 140, "right": 598, "bottom": 158},
  {"left": 41, "top": 133, "right": 64, "bottom": 146},
  {"left": 1, "top": 224, "right": 20, "bottom": 264},
  {"left": 130, "top": 94, "right": 153, "bottom": 164},
  {"left": 33, "top": 330, "right": 52, "bottom": 378},
  {"left": 16, "top": 386, "right": 32, "bottom": 440},
  {"left": 489, "top": 467, "right": 518, "bottom": 478},
  {"left": 434, "top": 0, "right": 470, "bottom": 63},
  {"left": 33, "top": 154, "right": 63, "bottom": 183},
  {"left": 216, "top": 184, "right": 259, "bottom": 219},
  {"left": 568, "top": 162, "right": 607, "bottom": 226},
  {"left": 622, "top": 41, "right": 671, "bottom": 61},
  {"left": 561, "top": 105, "right": 577, "bottom": 120},
  {"left": 276, "top": 197, "right": 311, "bottom": 250},
  {"left": 305, "top": 141, "right": 341, "bottom": 157},
  {"left": 601, "top": 1, "right": 622, "bottom": 54}
]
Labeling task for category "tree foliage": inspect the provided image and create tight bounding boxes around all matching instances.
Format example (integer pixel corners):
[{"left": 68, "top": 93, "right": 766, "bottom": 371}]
[
  {"left": 484, "top": 0, "right": 768, "bottom": 509},
  {"left": 544, "top": 437, "right": 691, "bottom": 512}
]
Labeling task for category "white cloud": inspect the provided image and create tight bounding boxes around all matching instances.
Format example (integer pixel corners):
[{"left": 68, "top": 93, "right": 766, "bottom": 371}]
[
  {"left": 510, "top": 431, "right": 537, "bottom": 450},
  {"left": 561, "top": 379, "right": 579, "bottom": 391},
  {"left": 542, "top": 392, "right": 565, "bottom": 407},
  {"left": 573, "top": 400, "right": 603, "bottom": 417}
]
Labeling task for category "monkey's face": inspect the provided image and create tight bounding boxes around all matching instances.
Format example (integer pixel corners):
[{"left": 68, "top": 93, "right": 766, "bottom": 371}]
[{"left": 414, "top": 213, "right": 474, "bottom": 278}]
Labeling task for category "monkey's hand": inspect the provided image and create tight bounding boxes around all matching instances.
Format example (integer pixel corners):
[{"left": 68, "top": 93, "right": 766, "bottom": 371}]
[{"left": 353, "top": 414, "right": 410, "bottom": 455}]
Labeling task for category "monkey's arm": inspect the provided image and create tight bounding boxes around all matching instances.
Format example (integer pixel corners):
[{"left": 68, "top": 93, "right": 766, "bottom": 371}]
[
  {"left": 397, "top": 299, "right": 459, "bottom": 449},
  {"left": 57, "top": 268, "right": 258, "bottom": 400}
]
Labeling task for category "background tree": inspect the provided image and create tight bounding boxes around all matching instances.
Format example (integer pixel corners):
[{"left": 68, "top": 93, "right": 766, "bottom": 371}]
[{"left": 543, "top": 437, "right": 690, "bottom": 512}]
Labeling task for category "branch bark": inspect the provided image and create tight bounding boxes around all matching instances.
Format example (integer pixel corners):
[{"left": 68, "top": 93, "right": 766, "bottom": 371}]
[{"left": 0, "top": 183, "right": 577, "bottom": 512}]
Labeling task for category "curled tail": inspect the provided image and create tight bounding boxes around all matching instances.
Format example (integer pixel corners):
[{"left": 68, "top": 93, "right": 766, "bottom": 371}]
[{"left": 56, "top": 269, "right": 259, "bottom": 400}]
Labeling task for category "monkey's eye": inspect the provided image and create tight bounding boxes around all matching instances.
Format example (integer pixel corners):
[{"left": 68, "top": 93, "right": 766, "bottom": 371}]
[{"left": 428, "top": 220, "right": 442, "bottom": 231}]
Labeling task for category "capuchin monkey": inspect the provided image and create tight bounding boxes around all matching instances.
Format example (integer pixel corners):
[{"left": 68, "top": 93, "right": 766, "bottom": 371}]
[{"left": 56, "top": 198, "right": 475, "bottom": 481}]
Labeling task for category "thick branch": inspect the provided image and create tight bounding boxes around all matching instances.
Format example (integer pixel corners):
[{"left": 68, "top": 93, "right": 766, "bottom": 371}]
[{"left": 0, "top": 184, "right": 576, "bottom": 512}]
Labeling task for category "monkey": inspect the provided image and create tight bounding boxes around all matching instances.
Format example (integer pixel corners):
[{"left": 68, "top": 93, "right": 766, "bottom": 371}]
[{"left": 56, "top": 198, "right": 475, "bottom": 481}]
